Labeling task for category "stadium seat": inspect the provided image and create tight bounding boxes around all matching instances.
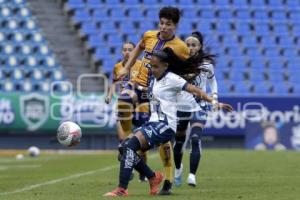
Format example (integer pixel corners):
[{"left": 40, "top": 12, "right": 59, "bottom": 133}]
[
  {"left": 143, "top": 0, "right": 158, "bottom": 6},
  {"left": 200, "top": 9, "right": 215, "bottom": 19},
  {"left": 249, "top": 0, "right": 266, "bottom": 8},
  {"left": 182, "top": 7, "right": 199, "bottom": 19},
  {"left": 234, "top": 22, "right": 251, "bottom": 35},
  {"left": 272, "top": 23, "right": 290, "bottom": 36},
  {"left": 271, "top": 10, "right": 287, "bottom": 22},
  {"left": 235, "top": 9, "right": 251, "bottom": 21},
  {"left": 65, "top": 0, "right": 85, "bottom": 12},
  {"left": 160, "top": 0, "right": 177, "bottom": 5},
  {"left": 288, "top": 10, "right": 300, "bottom": 24},
  {"left": 80, "top": 22, "right": 98, "bottom": 37},
  {"left": 272, "top": 84, "right": 291, "bottom": 94},
  {"left": 282, "top": 48, "right": 299, "bottom": 58},
  {"left": 233, "top": 81, "right": 251, "bottom": 94},
  {"left": 93, "top": 10, "right": 108, "bottom": 21},
  {"left": 253, "top": 9, "right": 269, "bottom": 21},
  {"left": 264, "top": 48, "right": 281, "bottom": 57},
  {"left": 253, "top": 83, "right": 271, "bottom": 94},
  {"left": 127, "top": 8, "right": 145, "bottom": 19},
  {"left": 267, "top": 0, "right": 284, "bottom": 9},
  {"left": 222, "top": 35, "right": 239, "bottom": 47},
  {"left": 278, "top": 36, "right": 294, "bottom": 48},
  {"left": 241, "top": 36, "right": 257, "bottom": 48}
]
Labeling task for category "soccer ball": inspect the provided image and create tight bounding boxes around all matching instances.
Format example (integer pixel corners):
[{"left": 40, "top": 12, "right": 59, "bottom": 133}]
[
  {"left": 28, "top": 146, "right": 40, "bottom": 157},
  {"left": 57, "top": 121, "right": 82, "bottom": 147}
]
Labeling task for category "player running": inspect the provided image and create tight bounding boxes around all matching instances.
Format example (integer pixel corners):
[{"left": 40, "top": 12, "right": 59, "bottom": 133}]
[
  {"left": 117, "top": 6, "right": 189, "bottom": 194},
  {"left": 103, "top": 48, "right": 232, "bottom": 197},
  {"left": 173, "top": 31, "right": 218, "bottom": 187},
  {"left": 105, "top": 42, "right": 147, "bottom": 181}
]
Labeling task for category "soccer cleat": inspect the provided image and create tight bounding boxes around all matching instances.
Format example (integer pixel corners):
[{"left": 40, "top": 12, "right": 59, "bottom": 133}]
[
  {"left": 149, "top": 171, "right": 164, "bottom": 195},
  {"left": 174, "top": 163, "right": 183, "bottom": 187},
  {"left": 103, "top": 187, "right": 129, "bottom": 197},
  {"left": 187, "top": 173, "right": 196, "bottom": 187},
  {"left": 158, "top": 180, "right": 172, "bottom": 195}
]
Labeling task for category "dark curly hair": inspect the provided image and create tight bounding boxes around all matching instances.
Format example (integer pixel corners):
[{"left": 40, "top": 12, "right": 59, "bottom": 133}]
[{"left": 159, "top": 6, "right": 180, "bottom": 24}]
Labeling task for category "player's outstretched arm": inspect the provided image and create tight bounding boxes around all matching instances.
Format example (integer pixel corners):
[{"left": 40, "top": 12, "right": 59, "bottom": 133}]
[
  {"left": 117, "top": 40, "right": 145, "bottom": 80},
  {"left": 185, "top": 83, "right": 233, "bottom": 112}
]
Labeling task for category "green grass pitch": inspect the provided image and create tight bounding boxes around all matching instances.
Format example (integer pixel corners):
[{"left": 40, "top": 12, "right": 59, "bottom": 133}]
[{"left": 0, "top": 150, "right": 299, "bottom": 200}]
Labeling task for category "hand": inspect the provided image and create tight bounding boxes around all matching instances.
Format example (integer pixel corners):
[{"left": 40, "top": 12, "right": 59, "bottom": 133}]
[
  {"left": 105, "top": 96, "right": 111, "bottom": 104},
  {"left": 117, "top": 67, "right": 130, "bottom": 81},
  {"left": 217, "top": 103, "right": 233, "bottom": 112}
]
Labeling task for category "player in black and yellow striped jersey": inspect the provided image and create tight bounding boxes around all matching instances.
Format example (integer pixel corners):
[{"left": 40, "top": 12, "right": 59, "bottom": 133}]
[{"left": 117, "top": 7, "right": 190, "bottom": 195}]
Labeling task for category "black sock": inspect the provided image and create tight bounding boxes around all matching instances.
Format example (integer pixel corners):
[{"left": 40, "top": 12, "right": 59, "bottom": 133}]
[
  {"left": 189, "top": 132, "right": 202, "bottom": 174},
  {"left": 118, "top": 137, "right": 141, "bottom": 189},
  {"left": 173, "top": 135, "right": 186, "bottom": 169},
  {"left": 134, "top": 158, "right": 155, "bottom": 179}
]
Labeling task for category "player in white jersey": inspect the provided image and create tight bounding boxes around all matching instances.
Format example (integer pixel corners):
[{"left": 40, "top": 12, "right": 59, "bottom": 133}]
[
  {"left": 174, "top": 31, "right": 218, "bottom": 187},
  {"left": 104, "top": 48, "right": 232, "bottom": 197}
]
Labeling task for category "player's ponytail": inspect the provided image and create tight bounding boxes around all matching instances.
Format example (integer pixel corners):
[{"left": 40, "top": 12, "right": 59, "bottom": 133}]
[{"left": 162, "top": 47, "right": 200, "bottom": 82}]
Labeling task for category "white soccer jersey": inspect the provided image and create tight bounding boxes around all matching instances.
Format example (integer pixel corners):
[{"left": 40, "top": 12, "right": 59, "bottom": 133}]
[
  {"left": 148, "top": 71, "right": 187, "bottom": 132},
  {"left": 177, "top": 60, "right": 217, "bottom": 112}
]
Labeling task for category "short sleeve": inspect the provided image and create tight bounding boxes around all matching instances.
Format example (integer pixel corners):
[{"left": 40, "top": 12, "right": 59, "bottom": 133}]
[{"left": 169, "top": 73, "right": 187, "bottom": 91}]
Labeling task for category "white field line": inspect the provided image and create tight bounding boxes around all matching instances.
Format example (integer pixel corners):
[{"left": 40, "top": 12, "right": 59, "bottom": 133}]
[
  {"left": 0, "top": 153, "right": 158, "bottom": 196},
  {"left": 0, "top": 164, "right": 41, "bottom": 171}
]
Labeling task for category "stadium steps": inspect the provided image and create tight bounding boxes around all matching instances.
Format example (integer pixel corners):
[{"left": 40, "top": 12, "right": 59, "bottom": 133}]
[{"left": 28, "top": 0, "right": 103, "bottom": 92}]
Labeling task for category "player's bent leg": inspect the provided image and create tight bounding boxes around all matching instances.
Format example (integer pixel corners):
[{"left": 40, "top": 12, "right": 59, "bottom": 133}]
[{"left": 158, "top": 142, "right": 173, "bottom": 195}]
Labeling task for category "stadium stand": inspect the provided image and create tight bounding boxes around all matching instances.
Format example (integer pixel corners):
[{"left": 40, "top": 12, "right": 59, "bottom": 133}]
[
  {"left": 0, "top": 0, "right": 68, "bottom": 93},
  {"left": 63, "top": 0, "right": 300, "bottom": 96}
]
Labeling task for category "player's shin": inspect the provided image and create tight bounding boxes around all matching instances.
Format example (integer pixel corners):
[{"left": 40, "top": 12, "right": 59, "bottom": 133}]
[
  {"left": 118, "top": 137, "right": 141, "bottom": 189},
  {"left": 189, "top": 126, "right": 203, "bottom": 175},
  {"left": 159, "top": 142, "right": 174, "bottom": 183},
  {"left": 117, "top": 95, "right": 134, "bottom": 136},
  {"left": 173, "top": 135, "right": 186, "bottom": 169}
]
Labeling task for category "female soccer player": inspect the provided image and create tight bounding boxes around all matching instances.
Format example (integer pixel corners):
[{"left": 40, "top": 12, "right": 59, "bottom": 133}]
[
  {"left": 105, "top": 42, "right": 147, "bottom": 181},
  {"left": 116, "top": 7, "right": 190, "bottom": 194},
  {"left": 104, "top": 48, "right": 232, "bottom": 197},
  {"left": 173, "top": 32, "right": 218, "bottom": 187}
]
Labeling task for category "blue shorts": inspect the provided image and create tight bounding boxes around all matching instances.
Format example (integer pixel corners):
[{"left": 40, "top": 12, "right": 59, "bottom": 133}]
[
  {"left": 134, "top": 121, "right": 175, "bottom": 148},
  {"left": 132, "top": 112, "right": 150, "bottom": 127},
  {"left": 177, "top": 110, "right": 207, "bottom": 131}
]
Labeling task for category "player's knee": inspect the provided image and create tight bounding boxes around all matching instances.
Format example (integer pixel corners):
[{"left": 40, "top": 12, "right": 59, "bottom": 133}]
[
  {"left": 175, "top": 135, "right": 186, "bottom": 144},
  {"left": 122, "top": 136, "right": 141, "bottom": 152},
  {"left": 118, "top": 93, "right": 133, "bottom": 104},
  {"left": 161, "top": 143, "right": 172, "bottom": 160}
]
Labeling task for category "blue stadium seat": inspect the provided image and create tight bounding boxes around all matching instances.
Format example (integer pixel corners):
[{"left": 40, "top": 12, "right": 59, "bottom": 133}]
[
  {"left": 248, "top": 70, "right": 265, "bottom": 82},
  {"left": 226, "top": 47, "right": 244, "bottom": 57},
  {"left": 182, "top": 7, "right": 199, "bottom": 19},
  {"left": 160, "top": 0, "right": 177, "bottom": 5},
  {"left": 235, "top": 22, "right": 251, "bottom": 35},
  {"left": 267, "top": 71, "right": 284, "bottom": 82},
  {"left": 285, "top": 0, "right": 300, "bottom": 8},
  {"left": 231, "top": 0, "right": 248, "bottom": 8},
  {"left": 106, "top": 34, "right": 123, "bottom": 46},
  {"left": 86, "top": 0, "right": 103, "bottom": 10},
  {"left": 230, "top": 58, "right": 247, "bottom": 68},
  {"left": 100, "top": 21, "right": 117, "bottom": 34},
  {"left": 119, "top": 21, "right": 136, "bottom": 34},
  {"left": 272, "top": 23, "right": 290, "bottom": 36},
  {"left": 110, "top": 9, "right": 125, "bottom": 19},
  {"left": 278, "top": 36, "right": 294, "bottom": 47},
  {"left": 235, "top": 9, "right": 251, "bottom": 21},
  {"left": 293, "top": 84, "right": 300, "bottom": 94},
  {"left": 143, "top": 0, "right": 158, "bottom": 5},
  {"left": 145, "top": 7, "right": 158, "bottom": 20},
  {"left": 105, "top": 0, "right": 121, "bottom": 5},
  {"left": 245, "top": 47, "right": 262, "bottom": 57},
  {"left": 200, "top": 9, "right": 215, "bottom": 19},
  {"left": 253, "top": 22, "right": 270, "bottom": 36},
  {"left": 253, "top": 9, "right": 269, "bottom": 21},
  {"left": 93, "top": 9, "right": 108, "bottom": 21},
  {"left": 196, "top": 21, "right": 212, "bottom": 33},
  {"left": 291, "top": 24, "right": 300, "bottom": 36},
  {"left": 282, "top": 47, "right": 299, "bottom": 58},
  {"left": 260, "top": 35, "right": 278, "bottom": 47},
  {"left": 264, "top": 48, "right": 280, "bottom": 57},
  {"left": 80, "top": 22, "right": 98, "bottom": 37},
  {"left": 253, "top": 83, "right": 271, "bottom": 94},
  {"left": 229, "top": 69, "right": 245, "bottom": 82},
  {"left": 123, "top": 0, "right": 140, "bottom": 4},
  {"left": 138, "top": 20, "right": 155, "bottom": 31},
  {"left": 233, "top": 81, "right": 251, "bottom": 94},
  {"left": 86, "top": 35, "right": 105, "bottom": 49},
  {"left": 288, "top": 71, "right": 300, "bottom": 83},
  {"left": 272, "top": 84, "right": 290, "bottom": 94},
  {"left": 241, "top": 36, "right": 257, "bottom": 48},
  {"left": 288, "top": 10, "right": 300, "bottom": 24},
  {"left": 267, "top": 0, "right": 284, "bottom": 9},
  {"left": 214, "top": 0, "right": 231, "bottom": 8},
  {"left": 286, "top": 58, "right": 300, "bottom": 71},
  {"left": 249, "top": 0, "right": 266, "bottom": 8},
  {"left": 222, "top": 35, "right": 239, "bottom": 47},
  {"left": 66, "top": 0, "right": 85, "bottom": 12},
  {"left": 271, "top": 10, "right": 287, "bottom": 22},
  {"left": 218, "top": 9, "right": 233, "bottom": 19},
  {"left": 267, "top": 58, "right": 286, "bottom": 70},
  {"left": 215, "top": 21, "right": 233, "bottom": 34},
  {"left": 127, "top": 8, "right": 145, "bottom": 19},
  {"left": 72, "top": 9, "right": 91, "bottom": 25}
]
